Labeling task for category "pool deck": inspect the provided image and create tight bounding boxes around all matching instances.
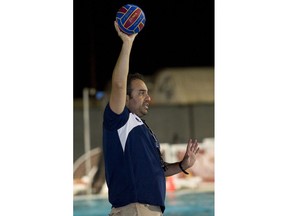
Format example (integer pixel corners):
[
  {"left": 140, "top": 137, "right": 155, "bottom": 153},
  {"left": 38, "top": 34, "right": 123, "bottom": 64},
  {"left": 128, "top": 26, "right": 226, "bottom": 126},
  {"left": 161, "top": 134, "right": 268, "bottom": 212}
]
[
  {"left": 170, "top": 181, "right": 214, "bottom": 196},
  {"left": 193, "top": 181, "right": 214, "bottom": 192}
]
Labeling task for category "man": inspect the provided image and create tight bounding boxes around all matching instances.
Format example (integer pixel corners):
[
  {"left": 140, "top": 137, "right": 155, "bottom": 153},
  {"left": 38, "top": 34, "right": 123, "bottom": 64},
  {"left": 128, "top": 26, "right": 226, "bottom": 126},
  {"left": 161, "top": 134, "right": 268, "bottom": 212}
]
[{"left": 102, "top": 21, "right": 200, "bottom": 216}]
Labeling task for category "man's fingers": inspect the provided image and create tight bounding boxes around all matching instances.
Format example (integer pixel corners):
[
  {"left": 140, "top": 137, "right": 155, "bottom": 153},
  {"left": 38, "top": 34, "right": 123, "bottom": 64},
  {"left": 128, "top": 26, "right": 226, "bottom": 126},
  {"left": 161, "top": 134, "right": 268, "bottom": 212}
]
[
  {"left": 195, "top": 147, "right": 199, "bottom": 155},
  {"left": 188, "top": 139, "right": 200, "bottom": 155},
  {"left": 189, "top": 139, "right": 197, "bottom": 150}
]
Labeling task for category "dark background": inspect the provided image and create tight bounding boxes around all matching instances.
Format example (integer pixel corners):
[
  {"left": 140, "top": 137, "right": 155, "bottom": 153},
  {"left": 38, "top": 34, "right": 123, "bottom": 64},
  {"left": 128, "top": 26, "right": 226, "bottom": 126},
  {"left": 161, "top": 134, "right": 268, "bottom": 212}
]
[{"left": 74, "top": 0, "right": 214, "bottom": 98}]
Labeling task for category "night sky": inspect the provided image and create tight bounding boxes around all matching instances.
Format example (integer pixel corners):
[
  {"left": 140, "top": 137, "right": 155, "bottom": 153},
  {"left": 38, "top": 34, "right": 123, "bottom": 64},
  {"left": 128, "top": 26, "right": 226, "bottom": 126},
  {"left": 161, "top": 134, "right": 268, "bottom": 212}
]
[{"left": 74, "top": 0, "right": 214, "bottom": 98}]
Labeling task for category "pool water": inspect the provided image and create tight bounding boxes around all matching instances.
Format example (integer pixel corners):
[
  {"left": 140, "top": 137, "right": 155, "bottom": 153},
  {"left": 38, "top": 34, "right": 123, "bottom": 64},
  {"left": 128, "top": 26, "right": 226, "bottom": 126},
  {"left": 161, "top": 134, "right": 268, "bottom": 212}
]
[{"left": 74, "top": 191, "right": 214, "bottom": 216}]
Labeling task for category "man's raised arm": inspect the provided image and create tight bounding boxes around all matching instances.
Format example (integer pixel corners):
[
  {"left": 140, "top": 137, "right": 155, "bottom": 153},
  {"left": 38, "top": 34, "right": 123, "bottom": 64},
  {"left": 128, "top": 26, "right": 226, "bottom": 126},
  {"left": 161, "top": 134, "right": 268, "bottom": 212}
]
[{"left": 109, "top": 21, "right": 138, "bottom": 114}]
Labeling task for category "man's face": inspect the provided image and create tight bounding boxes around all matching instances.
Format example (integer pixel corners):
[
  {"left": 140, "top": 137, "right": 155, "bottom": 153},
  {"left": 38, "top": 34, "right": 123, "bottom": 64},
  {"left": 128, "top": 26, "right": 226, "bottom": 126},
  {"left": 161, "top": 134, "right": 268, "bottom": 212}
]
[{"left": 126, "top": 79, "right": 151, "bottom": 117}]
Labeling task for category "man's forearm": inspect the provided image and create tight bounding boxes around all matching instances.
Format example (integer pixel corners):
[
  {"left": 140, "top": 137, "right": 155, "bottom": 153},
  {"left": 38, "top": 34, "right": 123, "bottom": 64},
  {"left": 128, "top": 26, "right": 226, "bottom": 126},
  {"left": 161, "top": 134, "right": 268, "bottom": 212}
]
[{"left": 164, "top": 161, "right": 189, "bottom": 177}]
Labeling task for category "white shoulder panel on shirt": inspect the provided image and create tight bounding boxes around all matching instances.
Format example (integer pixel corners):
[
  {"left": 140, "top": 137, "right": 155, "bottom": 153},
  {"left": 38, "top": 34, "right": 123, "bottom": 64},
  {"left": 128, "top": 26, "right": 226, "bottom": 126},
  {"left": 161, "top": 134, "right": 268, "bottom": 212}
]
[{"left": 117, "top": 113, "right": 144, "bottom": 152}]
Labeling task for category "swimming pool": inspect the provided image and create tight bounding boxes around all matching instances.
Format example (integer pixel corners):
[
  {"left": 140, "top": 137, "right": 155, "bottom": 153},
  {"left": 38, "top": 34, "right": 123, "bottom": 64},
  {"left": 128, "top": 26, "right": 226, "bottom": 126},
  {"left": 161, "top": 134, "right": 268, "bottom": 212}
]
[{"left": 74, "top": 190, "right": 214, "bottom": 216}]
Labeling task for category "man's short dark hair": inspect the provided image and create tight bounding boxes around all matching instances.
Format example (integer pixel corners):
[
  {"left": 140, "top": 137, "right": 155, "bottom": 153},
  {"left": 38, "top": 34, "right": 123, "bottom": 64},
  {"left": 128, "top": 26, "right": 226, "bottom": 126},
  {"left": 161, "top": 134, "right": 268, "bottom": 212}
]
[{"left": 127, "top": 73, "right": 145, "bottom": 97}]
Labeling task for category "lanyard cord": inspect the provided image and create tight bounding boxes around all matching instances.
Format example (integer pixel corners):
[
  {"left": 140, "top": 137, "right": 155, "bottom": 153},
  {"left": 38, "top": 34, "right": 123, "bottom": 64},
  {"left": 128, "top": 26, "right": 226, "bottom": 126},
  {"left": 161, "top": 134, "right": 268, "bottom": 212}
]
[{"left": 142, "top": 120, "right": 168, "bottom": 171}]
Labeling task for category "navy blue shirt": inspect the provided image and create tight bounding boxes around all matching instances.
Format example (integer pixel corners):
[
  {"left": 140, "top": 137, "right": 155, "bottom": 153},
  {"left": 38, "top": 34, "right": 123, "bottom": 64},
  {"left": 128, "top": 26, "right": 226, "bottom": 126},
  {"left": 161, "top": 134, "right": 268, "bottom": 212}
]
[{"left": 103, "top": 104, "right": 166, "bottom": 212}]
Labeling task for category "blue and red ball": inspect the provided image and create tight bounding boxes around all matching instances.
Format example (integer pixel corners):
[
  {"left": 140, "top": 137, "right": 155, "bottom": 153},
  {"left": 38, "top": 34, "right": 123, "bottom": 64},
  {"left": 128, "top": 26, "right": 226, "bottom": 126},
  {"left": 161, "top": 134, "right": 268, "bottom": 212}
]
[{"left": 116, "top": 4, "right": 146, "bottom": 35}]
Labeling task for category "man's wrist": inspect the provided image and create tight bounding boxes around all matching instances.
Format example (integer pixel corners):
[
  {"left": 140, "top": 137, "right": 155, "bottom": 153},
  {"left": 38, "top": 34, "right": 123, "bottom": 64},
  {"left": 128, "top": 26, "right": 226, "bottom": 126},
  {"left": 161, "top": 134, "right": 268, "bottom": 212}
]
[{"left": 179, "top": 161, "right": 189, "bottom": 175}]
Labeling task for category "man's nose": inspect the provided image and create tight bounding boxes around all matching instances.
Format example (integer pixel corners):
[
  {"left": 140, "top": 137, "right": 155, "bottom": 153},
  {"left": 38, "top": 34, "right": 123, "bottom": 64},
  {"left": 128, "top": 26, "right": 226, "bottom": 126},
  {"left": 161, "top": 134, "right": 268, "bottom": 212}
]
[{"left": 145, "top": 94, "right": 151, "bottom": 101}]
